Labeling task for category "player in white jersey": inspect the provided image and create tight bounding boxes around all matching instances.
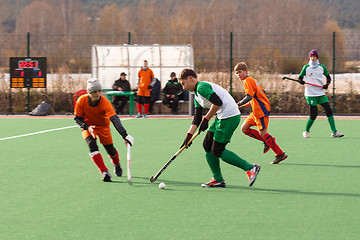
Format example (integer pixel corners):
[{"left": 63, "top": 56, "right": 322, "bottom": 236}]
[
  {"left": 298, "top": 49, "right": 344, "bottom": 138},
  {"left": 178, "top": 68, "right": 261, "bottom": 188}
]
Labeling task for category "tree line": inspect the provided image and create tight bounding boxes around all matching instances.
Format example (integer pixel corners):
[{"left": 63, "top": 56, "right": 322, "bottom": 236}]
[{"left": 0, "top": 0, "right": 357, "bottom": 73}]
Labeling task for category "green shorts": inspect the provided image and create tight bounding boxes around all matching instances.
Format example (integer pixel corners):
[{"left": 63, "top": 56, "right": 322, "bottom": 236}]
[
  {"left": 208, "top": 115, "right": 240, "bottom": 144},
  {"left": 305, "top": 95, "right": 329, "bottom": 106}
]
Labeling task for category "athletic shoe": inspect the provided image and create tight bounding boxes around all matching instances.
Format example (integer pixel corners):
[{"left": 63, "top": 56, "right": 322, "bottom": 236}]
[
  {"left": 114, "top": 164, "right": 122, "bottom": 177},
  {"left": 136, "top": 113, "right": 142, "bottom": 118},
  {"left": 247, "top": 164, "right": 261, "bottom": 186},
  {"left": 263, "top": 142, "right": 270, "bottom": 153},
  {"left": 270, "top": 152, "right": 288, "bottom": 164},
  {"left": 201, "top": 178, "right": 226, "bottom": 188},
  {"left": 102, "top": 171, "right": 112, "bottom": 182},
  {"left": 303, "top": 131, "right": 310, "bottom": 138},
  {"left": 331, "top": 131, "right": 344, "bottom": 138},
  {"left": 143, "top": 114, "right": 148, "bottom": 118}
]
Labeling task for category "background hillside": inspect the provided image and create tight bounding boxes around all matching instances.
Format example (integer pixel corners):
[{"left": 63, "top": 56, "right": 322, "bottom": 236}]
[{"left": 0, "top": 0, "right": 359, "bottom": 74}]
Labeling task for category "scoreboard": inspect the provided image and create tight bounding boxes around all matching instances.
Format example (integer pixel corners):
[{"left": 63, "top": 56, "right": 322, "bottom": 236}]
[{"left": 10, "top": 57, "right": 47, "bottom": 88}]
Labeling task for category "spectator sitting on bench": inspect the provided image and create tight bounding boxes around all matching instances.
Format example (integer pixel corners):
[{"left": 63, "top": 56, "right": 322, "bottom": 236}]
[
  {"left": 112, "top": 72, "right": 131, "bottom": 115},
  {"left": 162, "top": 72, "right": 183, "bottom": 114},
  {"left": 149, "top": 78, "right": 161, "bottom": 114}
]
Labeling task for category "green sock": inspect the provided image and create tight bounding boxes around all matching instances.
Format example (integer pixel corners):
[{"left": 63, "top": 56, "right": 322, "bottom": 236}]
[
  {"left": 327, "top": 115, "right": 337, "bottom": 133},
  {"left": 305, "top": 118, "right": 315, "bottom": 132},
  {"left": 205, "top": 152, "right": 224, "bottom": 182},
  {"left": 220, "top": 149, "right": 253, "bottom": 171}
]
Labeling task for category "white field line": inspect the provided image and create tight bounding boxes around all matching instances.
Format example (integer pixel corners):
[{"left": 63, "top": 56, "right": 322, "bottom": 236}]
[
  {"left": 0, "top": 125, "right": 78, "bottom": 141},
  {"left": 0, "top": 118, "right": 132, "bottom": 141}
]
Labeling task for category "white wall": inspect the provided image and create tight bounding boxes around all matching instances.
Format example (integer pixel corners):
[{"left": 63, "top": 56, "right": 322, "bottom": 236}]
[{"left": 91, "top": 44, "right": 194, "bottom": 90}]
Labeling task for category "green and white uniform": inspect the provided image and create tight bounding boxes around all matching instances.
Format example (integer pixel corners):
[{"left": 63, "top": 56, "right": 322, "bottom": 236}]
[
  {"left": 194, "top": 81, "right": 240, "bottom": 119},
  {"left": 299, "top": 60, "right": 337, "bottom": 134},
  {"left": 194, "top": 81, "right": 253, "bottom": 182},
  {"left": 299, "top": 61, "right": 329, "bottom": 97}
]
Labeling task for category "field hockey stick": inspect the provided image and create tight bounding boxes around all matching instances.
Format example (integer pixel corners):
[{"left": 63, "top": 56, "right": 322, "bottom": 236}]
[
  {"left": 127, "top": 143, "right": 132, "bottom": 185},
  {"left": 282, "top": 77, "right": 323, "bottom": 88},
  {"left": 149, "top": 131, "right": 200, "bottom": 183}
]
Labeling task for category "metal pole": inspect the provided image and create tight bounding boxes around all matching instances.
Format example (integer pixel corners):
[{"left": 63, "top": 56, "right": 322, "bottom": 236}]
[
  {"left": 230, "top": 32, "right": 233, "bottom": 95},
  {"left": 128, "top": 32, "right": 131, "bottom": 44},
  {"left": 332, "top": 32, "right": 336, "bottom": 113},
  {"left": 27, "top": 32, "right": 30, "bottom": 57},
  {"left": 27, "top": 32, "right": 30, "bottom": 113}
]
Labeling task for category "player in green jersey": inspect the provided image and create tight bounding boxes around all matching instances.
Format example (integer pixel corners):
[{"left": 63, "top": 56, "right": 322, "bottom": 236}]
[
  {"left": 298, "top": 49, "right": 344, "bottom": 138},
  {"left": 179, "top": 68, "right": 261, "bottom": 188}
]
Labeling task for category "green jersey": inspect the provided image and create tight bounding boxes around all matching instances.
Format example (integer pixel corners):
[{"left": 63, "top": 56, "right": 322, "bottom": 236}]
[
  {"left": 194, "top": 81, "right": 239, "bottom": 119},
  {"left": 299, "top": 61, "right": 329, "bottom": 97}
]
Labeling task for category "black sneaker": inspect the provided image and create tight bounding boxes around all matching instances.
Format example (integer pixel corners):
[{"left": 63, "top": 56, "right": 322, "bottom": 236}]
[
  {"left": 102, "top": 171, "right": 112, "bottom": 182},
  {"left": 201, "top": 178, "right": 226, "bottom": 188},
  {"left": 114, "top": 164, "right": 122, "bottom": 177},
  {"left": 263, "top": 142, "right": 270, "bottom": 153},
  {"left": 270, "top": 152, "right": 288, "bottom": 164}
]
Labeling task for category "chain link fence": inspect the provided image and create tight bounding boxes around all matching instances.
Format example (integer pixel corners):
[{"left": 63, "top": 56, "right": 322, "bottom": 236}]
[{"left": 1, "top": 31, "right": 359, "bottom": 73}]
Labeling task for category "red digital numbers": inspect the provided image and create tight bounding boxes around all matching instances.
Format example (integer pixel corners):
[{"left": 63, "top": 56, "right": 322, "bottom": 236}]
[
  {"left": 14, "top": 70, "right": 24, "bottom": 77},
  {"left": 18, "top": 60, "right": 38, "bottom": 68}
]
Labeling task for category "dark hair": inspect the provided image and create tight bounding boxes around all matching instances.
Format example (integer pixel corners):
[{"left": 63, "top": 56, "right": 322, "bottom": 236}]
[{"left": 179, "top": 68, "right": 197, "bottom": 80}]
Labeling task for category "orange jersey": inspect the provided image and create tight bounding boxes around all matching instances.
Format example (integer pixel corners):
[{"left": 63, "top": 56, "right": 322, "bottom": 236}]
[
  {"left": 74, "top": 94, "right": 116, "bottom": 127},
  {"left": 138, "top": 68, "right": 154, "bottom": 90},
  {"left": 243, "top": 76, "right": 270, "bottom": 118}
]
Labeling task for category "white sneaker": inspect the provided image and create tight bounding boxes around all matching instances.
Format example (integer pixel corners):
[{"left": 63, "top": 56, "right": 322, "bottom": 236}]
[
  {"left": 303, "top": 131, "right": 310, "bottom": 138},
  {"left": 331, "top": 131, "right": 344, "bottom": 138}
]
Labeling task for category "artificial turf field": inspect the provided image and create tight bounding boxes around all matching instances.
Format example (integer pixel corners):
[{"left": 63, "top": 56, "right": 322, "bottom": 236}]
[{"left": 1, "top": 116, "right": 359, "bottom": 240}]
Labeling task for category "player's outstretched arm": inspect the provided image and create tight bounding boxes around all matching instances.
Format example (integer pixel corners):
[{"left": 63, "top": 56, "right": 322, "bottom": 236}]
[{"left": 110, "top": 115, "right": 134, "bottom": 146}]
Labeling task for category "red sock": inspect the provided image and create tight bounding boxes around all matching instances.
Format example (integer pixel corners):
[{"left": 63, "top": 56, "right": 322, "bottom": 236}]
[
  {"left": 137, "top": 103, "right": 142, "bottom": 114},
  {"left": 109, "top": 150, "right": 120, "bottom": 166},
  {"left": 90, "top": 152, "right": 108, "bottom": 173},
  {"left": 263, "top": 133, "right": 283, "bottom": 155},
  {"left": 144, "top": 103, "right": 150, "bottom": 114},
  {"left": 245, "top": 128, "right": 264, "bottom": 141}
]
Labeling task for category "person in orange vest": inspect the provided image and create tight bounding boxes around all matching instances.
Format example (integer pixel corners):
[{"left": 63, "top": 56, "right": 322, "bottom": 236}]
[{"left": 136, "top": 60, "right": 155, "bottom": 118}]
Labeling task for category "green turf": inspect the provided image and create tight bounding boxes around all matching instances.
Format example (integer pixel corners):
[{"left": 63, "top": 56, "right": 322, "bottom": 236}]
[{"left": 1, "top": 117, "right": 359, "bottom": 240}]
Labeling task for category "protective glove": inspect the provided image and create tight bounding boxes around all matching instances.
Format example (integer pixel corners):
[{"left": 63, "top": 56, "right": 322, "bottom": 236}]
[
  {"left": 198, "top": 118, "right": 209, "bottom": 132},
  {"left": 322, "top": 84, "right": 329, "bottom": 89},
  {"left": 124, "top": 134, "right": 134, "bottom": 146},
  {"left": 180, "top": 133, "right": 193, "bottom": 149},
  {"left": 298, "top": 79, "right": 305, "bottom": 85}
]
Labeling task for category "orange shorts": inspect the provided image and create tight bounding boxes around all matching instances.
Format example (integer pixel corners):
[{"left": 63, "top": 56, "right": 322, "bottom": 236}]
[
  {"left": 245, "top": 112, "right": 269, "bottom": 131},
  {"left": 137, "top": 88, "right": 151, "bottom": 97},
  {"left": 82, "top": 126, "right": 113, "bottom": 145}
]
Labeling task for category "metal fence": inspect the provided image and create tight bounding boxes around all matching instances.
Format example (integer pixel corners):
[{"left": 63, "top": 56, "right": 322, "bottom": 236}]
[{"left": 0, "top": 31, "right": 359, "bottom": 74}]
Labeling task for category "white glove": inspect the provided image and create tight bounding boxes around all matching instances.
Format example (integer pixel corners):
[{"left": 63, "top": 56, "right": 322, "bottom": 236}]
[{"left": 125, "top": 134, "right": 134, "bottom": 146}]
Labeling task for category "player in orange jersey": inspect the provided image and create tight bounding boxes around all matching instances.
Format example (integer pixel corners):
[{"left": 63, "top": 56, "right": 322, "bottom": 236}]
[
  {"left": 234, "top": 62, "right": 287, "bottom": 164},
  {"left": 136, "top": 60, "right": 155, "bottom": 118},
  {"left": 74, "top": 78, "right": 134, "bottom": 181}
]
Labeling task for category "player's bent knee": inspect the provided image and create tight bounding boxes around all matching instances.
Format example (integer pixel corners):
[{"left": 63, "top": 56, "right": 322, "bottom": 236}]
[
  {"left": 203, "top": 131, "right": 214, "bottom": 152},
  {"left": 211, "top": 141, "right": 227, "bottom": 158},
  {"left": 243, "top": 128, "right": 250, "bottom": 135},
  {"left": 85, "top": 136, "right": 98, "bottom": 152},
  {"left": 104, "top": 144, "right": 116, "bottom": 156},
  {"left": 310, "top": 106, "right": 318, "bottom": 120}
]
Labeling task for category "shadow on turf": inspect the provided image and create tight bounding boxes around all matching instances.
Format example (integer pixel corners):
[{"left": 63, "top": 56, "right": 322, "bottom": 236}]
[
  {"left": 126, "top": 177, "right": 360, "bottom": 198},
  {"left": 283, "top": 163, "right": 360, "bottom": 168}
]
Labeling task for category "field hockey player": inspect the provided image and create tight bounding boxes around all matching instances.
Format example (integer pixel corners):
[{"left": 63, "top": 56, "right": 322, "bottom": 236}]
[
  {"left": 298, "top": 49, "right": 344, "bottom": 138},
  {"left": 74, "top": 78, "right": 134, "bottom": 182},
  {"left": 179, "top": 68, "right": 261, "bottom": 188},
  {"left": 234, "top": 62, "right": 288, "bottom": 164}
]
